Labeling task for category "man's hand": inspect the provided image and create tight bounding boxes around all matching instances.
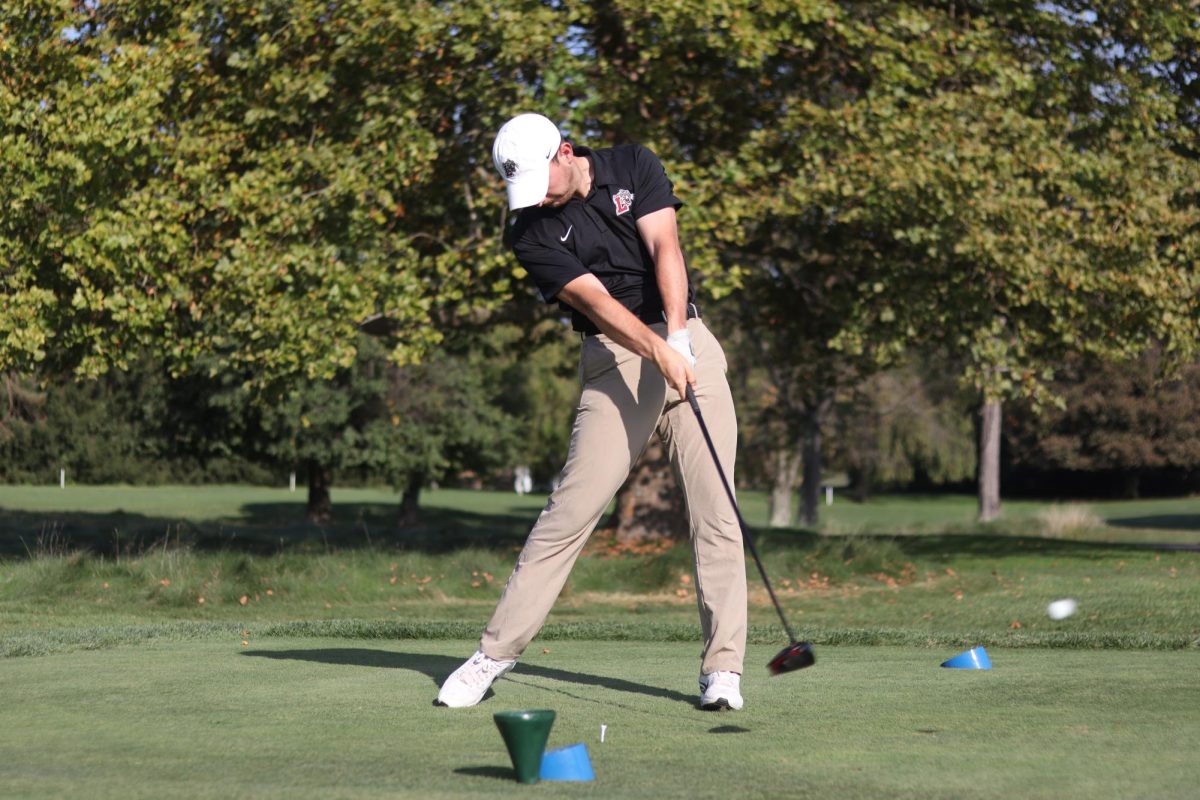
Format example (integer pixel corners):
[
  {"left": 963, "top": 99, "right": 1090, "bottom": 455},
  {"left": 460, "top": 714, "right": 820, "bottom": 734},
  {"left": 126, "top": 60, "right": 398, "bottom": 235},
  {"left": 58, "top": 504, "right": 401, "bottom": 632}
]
[
  {"left": 666, "top": 328, "right": 696, "bottom": 367},
  {"left": 558, "top": 273, "right": 697, "bottom": 396},
  {"left": 653, "top": 338, "right": 697, "bottom": 397}
]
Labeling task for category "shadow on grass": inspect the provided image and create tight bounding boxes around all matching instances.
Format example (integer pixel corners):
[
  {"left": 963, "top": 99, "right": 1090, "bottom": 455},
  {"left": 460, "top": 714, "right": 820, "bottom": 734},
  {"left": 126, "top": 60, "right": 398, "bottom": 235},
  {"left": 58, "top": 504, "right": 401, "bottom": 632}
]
[
  {"left": 241, "top": 647, "right": 696, "bottom": 708},
  {"left": 453, "top": 766, "right": 513, "bottom": 781},
  {"left": 1107, "top": 514, "right": 1200, "bottom": 532},
  {"left": 3, "top": 499, "right": 1196, "bottom": 562},
  {"left": 0, "top": 501, "right": 538, "bottom": 559},
  {"left": 751, "top": 527, "right": 1200, "bottom": 561}
]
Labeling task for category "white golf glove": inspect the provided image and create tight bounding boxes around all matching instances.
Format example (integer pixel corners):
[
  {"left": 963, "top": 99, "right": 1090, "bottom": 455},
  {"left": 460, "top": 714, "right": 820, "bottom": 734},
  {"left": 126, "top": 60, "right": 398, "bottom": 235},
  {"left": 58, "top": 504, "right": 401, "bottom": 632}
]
[{"left": 666, "top": 329, "right": 696, "bottom": 368}]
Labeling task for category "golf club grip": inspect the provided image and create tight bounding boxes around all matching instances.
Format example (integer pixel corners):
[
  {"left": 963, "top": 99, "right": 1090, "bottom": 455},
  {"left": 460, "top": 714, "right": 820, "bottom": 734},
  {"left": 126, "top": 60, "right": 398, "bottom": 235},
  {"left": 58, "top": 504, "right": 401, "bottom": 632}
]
[{"left": 685, "top": 385, "right": 798, "bottom": 644}]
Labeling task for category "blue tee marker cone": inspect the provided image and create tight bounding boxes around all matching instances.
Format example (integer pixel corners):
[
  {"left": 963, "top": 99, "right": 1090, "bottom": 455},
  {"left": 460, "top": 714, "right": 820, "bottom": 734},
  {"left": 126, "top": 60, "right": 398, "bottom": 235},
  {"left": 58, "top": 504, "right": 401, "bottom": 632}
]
[
  {"left": 941, "top": 646, "right": 992, "bottom": 669},
  {"left": 540, "top": 743, "right": 595, "bottom": 782}
]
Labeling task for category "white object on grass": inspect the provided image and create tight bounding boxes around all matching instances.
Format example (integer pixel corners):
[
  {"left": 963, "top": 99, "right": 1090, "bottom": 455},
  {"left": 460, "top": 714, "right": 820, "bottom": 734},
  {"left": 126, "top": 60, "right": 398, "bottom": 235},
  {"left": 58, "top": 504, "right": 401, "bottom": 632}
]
[
  {"left": 600, "top": 724, "right": 607, "bottom": 743},
  {"left": 1047, "top": 598, "right": 1078, "bottom": 620}
]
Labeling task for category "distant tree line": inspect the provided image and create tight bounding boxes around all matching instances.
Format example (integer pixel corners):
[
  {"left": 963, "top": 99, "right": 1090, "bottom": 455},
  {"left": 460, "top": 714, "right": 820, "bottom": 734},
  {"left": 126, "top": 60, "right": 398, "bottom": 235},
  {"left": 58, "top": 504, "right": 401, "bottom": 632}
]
[
  {"left": 0, "top": 318, "right": 580, "bottom": 522},
  {"left": 3, "top": 345, "right": 1197, "bottom": 508},
  {"left": 2, "top": 1, "right": 1197, "bottom": 528}
]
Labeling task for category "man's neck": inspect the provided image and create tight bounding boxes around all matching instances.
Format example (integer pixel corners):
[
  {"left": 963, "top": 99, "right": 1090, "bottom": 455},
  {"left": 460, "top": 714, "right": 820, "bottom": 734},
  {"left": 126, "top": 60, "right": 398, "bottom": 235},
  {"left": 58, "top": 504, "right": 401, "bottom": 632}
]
[{"left": 576, "top": 155, "right": 594, "bottom": 200}]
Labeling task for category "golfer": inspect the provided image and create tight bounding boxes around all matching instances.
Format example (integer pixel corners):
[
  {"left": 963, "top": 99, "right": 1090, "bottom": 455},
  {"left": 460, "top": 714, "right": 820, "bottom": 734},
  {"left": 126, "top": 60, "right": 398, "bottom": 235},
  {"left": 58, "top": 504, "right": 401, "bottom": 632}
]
[{"left": 437, "top": 113, "right": 747, "bottom": 711}]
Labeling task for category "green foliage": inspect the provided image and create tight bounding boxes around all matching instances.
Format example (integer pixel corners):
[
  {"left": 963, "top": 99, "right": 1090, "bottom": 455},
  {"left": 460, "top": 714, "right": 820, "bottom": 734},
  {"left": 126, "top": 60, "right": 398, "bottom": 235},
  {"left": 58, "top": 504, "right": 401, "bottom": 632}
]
[
  {"left": 593, "top": 1, "right": 1200, "bottom": 519},
  {"left": 347, "top": 344, "right": 524, "bottom": 490},
  {"left": 0, "top": 0, "right": 572, "bottom": 387},
  {"left": 4, "top": 0, "right": 1199, "bottom": 514},
  {"left": 186, "top": 334, "right": 530, "bottom": 496},
  {"left": 0, "top": 327, "right": 574, "bottom": 495},
  {"left": 1006, "top": 350, "right": 1200, "bottom": 493},
  {"left": 490, "top": 322, "right": 578, "bottom": 483},
  {"left": 832, "top": 361, "right": 977, "bottom": 492},
  {"left": 1, "top": 0, "right": 591, "bottom": 518},
  {"left": 0, "top": 360, "right": 272, "bottom": 484}
]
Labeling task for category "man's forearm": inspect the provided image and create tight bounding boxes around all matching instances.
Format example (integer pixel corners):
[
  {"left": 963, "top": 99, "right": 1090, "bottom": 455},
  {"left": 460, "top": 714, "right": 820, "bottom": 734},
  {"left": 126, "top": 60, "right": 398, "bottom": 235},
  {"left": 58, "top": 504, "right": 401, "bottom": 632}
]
[
  {"left": 636, "top": 207, "right": 689, "bottom": 332},
  {"left": 560, "top": 279, "right": 669, "bottom": 361},
  {"left": 655, "top": 247, "right": 690, "bottom": 333},
  {"left": 557, "top": 270, "right": 696, "bottom": 396}
]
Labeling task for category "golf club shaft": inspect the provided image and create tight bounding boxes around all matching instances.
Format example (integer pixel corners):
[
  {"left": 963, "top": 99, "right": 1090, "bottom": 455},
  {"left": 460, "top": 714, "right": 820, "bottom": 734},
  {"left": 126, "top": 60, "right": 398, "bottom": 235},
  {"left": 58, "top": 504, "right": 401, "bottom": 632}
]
[{"left": 685, "top": 384, "right": 799, "bottom": 644}]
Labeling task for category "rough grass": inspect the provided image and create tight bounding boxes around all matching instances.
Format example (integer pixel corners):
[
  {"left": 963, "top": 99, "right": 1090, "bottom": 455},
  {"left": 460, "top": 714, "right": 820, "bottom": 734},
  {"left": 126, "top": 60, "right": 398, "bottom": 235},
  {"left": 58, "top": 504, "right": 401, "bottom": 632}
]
[
  {"left": 2, "top": 487, "right": 1197, "bottom": 659},
  {"left": 3, "top": 531, "right": 1198, "bottom": 657},
  {"left": 1035, "top": 503, "right": 1106, "bottom": 538}
]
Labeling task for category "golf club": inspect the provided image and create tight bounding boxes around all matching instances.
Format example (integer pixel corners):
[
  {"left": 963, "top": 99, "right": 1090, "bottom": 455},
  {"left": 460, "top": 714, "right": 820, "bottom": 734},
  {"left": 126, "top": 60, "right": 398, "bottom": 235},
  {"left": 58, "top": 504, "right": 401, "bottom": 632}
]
[{"left": 685, "top": 384, "right": 815, "bottom": 675}]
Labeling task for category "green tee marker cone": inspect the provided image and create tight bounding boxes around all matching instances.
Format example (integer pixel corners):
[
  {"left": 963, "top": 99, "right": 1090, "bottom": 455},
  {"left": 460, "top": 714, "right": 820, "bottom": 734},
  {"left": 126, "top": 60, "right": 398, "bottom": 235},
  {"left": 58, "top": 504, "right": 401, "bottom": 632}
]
[{"left": 494, "top": 709, "right": 556, "bottom": 784}]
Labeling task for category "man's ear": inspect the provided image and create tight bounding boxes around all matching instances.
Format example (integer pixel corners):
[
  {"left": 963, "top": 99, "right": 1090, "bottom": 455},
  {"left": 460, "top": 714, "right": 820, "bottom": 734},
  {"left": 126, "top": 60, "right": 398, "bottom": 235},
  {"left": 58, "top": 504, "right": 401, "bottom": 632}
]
[{"left": 557, "top": 140, "right": 574, "bottom": 162}]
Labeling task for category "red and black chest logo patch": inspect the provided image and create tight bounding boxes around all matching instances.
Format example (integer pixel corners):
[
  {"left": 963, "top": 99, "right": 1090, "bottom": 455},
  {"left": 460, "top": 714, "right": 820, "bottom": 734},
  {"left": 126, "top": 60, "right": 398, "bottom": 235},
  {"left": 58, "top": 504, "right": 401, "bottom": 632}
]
[{"left": 612, "top": 188, "right": 634, "bottom": 216}]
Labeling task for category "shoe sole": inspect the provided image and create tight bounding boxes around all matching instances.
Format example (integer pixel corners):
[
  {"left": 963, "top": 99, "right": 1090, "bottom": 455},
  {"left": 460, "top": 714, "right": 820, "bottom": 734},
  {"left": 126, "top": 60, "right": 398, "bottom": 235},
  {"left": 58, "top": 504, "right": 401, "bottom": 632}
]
[
  {"left": 434, "top": 696, "right": 485, "bottom": 708},
  {"left": 700, "top": 698, "right": 737, "bottom": 711}
]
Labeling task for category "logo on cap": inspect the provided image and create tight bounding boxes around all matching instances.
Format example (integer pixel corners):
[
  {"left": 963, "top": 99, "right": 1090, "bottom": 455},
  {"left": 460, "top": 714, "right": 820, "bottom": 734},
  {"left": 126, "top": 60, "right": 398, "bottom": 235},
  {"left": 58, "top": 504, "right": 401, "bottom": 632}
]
[
  {"left": 502, "top": 159, "right": 519, "bottom": 179},
  {"left": 612, "top": 188, "right": 634, "bottom": 216}
]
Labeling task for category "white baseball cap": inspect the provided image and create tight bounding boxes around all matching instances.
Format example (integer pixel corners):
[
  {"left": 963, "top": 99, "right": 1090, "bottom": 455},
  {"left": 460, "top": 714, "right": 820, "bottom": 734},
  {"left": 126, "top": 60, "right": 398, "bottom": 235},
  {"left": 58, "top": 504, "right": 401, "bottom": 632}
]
[{"left": 492, "top": 113, "right": 562, "bottom": 210}]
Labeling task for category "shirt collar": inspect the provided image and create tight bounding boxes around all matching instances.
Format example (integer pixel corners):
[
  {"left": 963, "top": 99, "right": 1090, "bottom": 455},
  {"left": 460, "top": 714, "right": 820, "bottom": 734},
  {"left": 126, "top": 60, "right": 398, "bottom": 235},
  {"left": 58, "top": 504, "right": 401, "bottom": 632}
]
[{"left": 571, "top": 144, "right": 613, "bottom": 190}]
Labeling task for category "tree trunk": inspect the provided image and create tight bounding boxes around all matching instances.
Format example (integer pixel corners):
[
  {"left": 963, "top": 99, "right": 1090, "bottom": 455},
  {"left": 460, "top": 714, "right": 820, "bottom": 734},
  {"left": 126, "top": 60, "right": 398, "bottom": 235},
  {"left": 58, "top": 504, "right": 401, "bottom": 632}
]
[
  {"left": 795, "top": 393, "right": 835, "bottom": 527},
  {"left": 609, "top": 435, "right": 688, "bottom": 543},
  {"left": 800, "top": 414, "right": 823, "bottom": 527},
  {"left": 978, "top": 398, "right": 1002, "bottom": 522},
  {"left": 767, "top": 447, "right": 801, "bottom": 528},
  {"left": 306, "top": 460, "right": 333, "bottom": 523},
  {"left": 849, "top": 465, "right": 872, "bottom": 503},
  {"left": 398, "top": 473, "right": 423, "bottom": 528}
]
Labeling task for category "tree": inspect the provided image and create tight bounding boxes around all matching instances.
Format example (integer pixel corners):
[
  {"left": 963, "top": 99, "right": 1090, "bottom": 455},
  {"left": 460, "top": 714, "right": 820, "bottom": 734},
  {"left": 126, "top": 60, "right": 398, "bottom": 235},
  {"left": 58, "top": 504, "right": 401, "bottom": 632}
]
[
  {"left": 0, "top": 374, "right": 44, "bottom": 444},
  {"left": 353, "top": 347, "right": 521, "bottom": 526},
  {"left": 1, "top": 0, "right": 573, "bottom": 386},
  {"left": 250, "top": 337, "right": 390, "bottom": 522},
  {"left": 2, "top": 0, "right": 583, "bottom": 522},
  {"left": 567, "top": 2, "right": 1200, "bottom": 527},
  {"left": 0, "top": 356, "right": 273, "bottom": 485},
  {"left": 491, "top": 321, "right": 579, "bottom": 488},
  {"left": 0, "top": 364, "right": 173, "bottom": 485},
  {"left": 710, "top": 3, "right": 1200, "bottom": 521},
  {"left": 832, "top": 361, "right": 977, "bottom": 500},
  {"left": 1005, "top": 350, "right": 1200, "bottom": 498}
]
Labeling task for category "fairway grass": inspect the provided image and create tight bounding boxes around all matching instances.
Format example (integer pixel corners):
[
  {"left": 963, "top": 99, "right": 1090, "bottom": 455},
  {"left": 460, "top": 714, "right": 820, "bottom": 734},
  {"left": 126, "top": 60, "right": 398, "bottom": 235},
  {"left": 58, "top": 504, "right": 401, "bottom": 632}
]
[
  {"left": 0, "top": 638, "right": 1196, "bottom": 799},
  {"left": 2, "top": 486, "right": 1197, "bottom": 796}
]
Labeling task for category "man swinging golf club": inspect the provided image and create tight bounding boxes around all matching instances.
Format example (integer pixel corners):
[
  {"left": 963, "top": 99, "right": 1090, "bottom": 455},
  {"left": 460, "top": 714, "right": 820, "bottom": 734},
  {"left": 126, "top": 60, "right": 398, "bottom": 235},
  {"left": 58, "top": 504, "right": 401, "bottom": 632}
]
[{"left": 436, "top": 113, "right": 747, "bottom": 710}]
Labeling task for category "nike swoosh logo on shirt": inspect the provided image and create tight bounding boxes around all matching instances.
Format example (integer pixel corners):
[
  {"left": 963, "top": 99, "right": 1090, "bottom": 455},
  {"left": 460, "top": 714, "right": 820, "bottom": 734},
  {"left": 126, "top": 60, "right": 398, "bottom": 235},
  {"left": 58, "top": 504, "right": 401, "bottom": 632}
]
[{"left": 559, "top": 226, "right": 573, "bottom": 242}]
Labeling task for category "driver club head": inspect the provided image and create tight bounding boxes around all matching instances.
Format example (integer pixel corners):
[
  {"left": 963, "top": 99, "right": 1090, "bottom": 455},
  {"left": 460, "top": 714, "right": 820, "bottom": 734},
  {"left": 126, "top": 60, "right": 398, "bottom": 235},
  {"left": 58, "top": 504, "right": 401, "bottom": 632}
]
[{"left": 768, "top": 641, "right": 815, "bottom": 675}]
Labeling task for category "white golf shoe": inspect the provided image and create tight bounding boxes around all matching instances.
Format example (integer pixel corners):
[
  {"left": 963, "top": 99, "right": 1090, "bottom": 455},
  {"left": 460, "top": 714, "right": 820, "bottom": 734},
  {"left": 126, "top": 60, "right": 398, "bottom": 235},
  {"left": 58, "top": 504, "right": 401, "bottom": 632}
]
[
  {"left": 436, "top": 650, "right": 516, "bottom": 708},
  {"left": 699, "top": 670, "right": 743, "bottom": 711}
]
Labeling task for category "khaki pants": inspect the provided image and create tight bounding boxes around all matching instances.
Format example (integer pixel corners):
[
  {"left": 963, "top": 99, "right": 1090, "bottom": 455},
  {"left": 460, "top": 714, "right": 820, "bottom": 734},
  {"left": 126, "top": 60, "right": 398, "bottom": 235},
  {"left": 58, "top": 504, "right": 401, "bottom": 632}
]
[{"left": 480, "top": 317, "right": 746, "bottom": 676}]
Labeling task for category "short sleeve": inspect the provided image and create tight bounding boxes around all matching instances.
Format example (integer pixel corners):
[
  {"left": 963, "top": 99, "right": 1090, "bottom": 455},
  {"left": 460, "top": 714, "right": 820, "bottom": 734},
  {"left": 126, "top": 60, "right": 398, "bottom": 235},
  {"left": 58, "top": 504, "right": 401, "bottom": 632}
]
[
  {"left": 631, "top": 145, "right": 683, "bottom": 219},
  {"left": 512, "top": 225, "right": 590, "bottom": 304}
]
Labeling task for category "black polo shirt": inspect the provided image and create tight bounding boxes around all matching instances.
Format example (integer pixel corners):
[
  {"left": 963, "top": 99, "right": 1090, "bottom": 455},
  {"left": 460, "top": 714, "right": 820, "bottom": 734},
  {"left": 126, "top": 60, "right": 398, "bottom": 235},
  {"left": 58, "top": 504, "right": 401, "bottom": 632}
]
[{"left": 509, "top": 143, "right": 696, "bottom": 336}]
